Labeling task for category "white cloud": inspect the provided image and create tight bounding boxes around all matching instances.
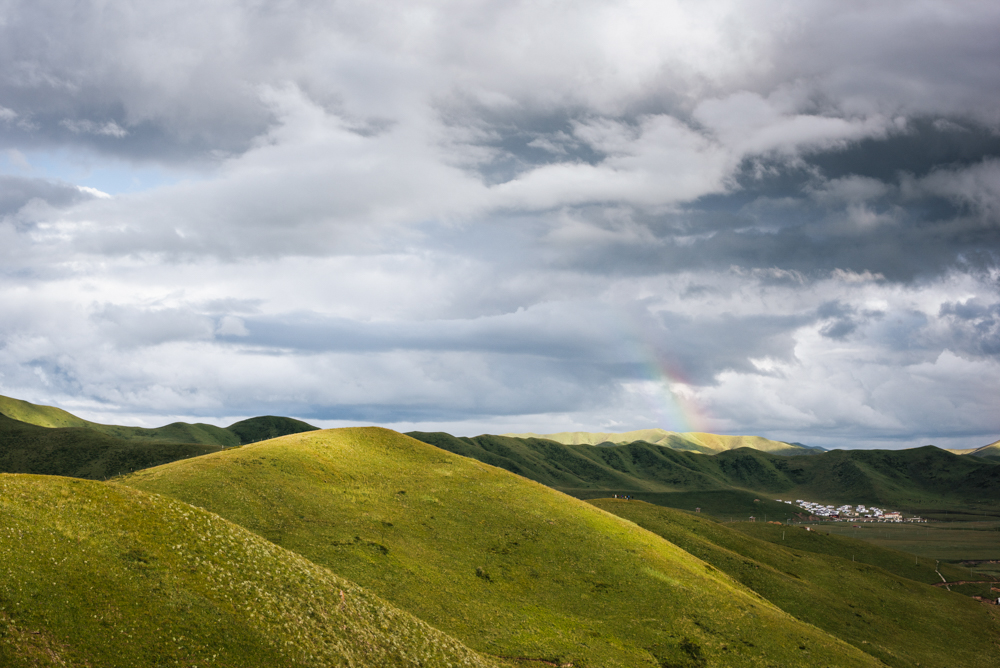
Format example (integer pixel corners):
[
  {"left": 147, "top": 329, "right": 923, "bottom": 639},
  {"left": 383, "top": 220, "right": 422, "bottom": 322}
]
[
  {"left": 0, "top": 0, "right": 998, "bottom": 449},
  {"left": 76, "top": 185, "right": 112, "bottom": 199}
]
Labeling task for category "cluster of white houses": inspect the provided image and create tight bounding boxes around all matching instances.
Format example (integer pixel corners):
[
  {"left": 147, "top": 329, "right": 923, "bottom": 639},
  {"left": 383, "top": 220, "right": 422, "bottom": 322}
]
[{"left": 774, "top": 499, "right": 926, "bottom": 522}]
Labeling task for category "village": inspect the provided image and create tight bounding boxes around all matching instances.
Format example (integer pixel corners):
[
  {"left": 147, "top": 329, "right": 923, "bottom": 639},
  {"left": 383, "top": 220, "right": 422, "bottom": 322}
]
[{"left": 775, "top": 498, "right": 928, "bottom": 523}]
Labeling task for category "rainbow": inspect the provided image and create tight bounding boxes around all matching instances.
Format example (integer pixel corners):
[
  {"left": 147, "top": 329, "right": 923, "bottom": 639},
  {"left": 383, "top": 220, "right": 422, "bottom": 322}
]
[{"left": 618, "top": 312, "right": 712, "bottom": 434}]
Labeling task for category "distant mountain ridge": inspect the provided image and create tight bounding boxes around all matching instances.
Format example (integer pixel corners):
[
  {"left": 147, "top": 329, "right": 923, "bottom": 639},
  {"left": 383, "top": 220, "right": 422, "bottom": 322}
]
[
  {"left": 503, "top": 427, "right": 825, "bottom": 455},
  {"left": 407, "top": 432, "right": 1000, "bottom": 519},
  {"left": 0, "top": 394, "right": 318, "bottom": 447},
  {"left": 946, "top": 439, "right": 1000, "bottom": 460},
  {"left": 0, "top": 394, "right": 319, "bottom": 478}
]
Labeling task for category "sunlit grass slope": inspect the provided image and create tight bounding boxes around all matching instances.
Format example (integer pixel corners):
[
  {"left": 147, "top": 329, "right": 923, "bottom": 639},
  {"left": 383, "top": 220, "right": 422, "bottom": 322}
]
[
  {"left": 0, "top": 395, "right": 93, "bottom": 429},
  {"left": 125, "top": 427, "right": 881, "bottom": 668},
  {"left": 0, "top": 473, "right": 502, "bottom": 668},
  {"left": 591, "top": 499, "right": 1000, "bottom": 668}
]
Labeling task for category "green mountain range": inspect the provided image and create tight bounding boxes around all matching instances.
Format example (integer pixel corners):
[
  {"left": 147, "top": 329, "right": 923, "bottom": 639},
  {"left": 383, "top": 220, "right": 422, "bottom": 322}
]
[
  {"left": 0, "top": 394, "right": 318, "bottom": 479},
  {"left": 407, "top": 432, "right": 1000, "bottom": 518},
  {"left": 0, "top": 394, "right": 318, "bottom": 447},
  {"left": 504, "top": 428, "right": 824, "bottom": 455},
  {"left": 2, "top": 395, "right": 999, "bottom": 666}
]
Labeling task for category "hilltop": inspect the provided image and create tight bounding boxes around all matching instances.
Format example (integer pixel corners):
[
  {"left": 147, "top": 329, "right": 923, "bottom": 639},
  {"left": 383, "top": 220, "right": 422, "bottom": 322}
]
[
  {"left": 124, "top": 427, "right": 881, "bottom": 668},
  {"left": 407, "top": 432, "right": 1000, "bottom": 518},
  {"left": 0, "top": 473, "right": 501, "bottom": 668},
  {"left": 503, "top": 428, "right": 821, "bottom": 455}
]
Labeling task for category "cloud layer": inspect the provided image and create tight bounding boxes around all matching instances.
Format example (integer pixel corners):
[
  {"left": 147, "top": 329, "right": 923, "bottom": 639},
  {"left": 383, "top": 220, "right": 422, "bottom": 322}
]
[{"left": 1, "top": 0, "right": 998, "bottom": 448}]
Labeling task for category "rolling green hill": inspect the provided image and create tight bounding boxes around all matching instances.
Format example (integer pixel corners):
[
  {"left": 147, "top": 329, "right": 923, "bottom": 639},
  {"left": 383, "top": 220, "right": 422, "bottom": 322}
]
[
  {"left": 590, "top": 499, "right": 1000, "bottom": 668},
  {"left": 0, "top": 394, "right": 318, "bottom": 448},
  {"left": 0, "top": 473, "right": 502, "bottom": 668},
  {"left": 503, "top": 428, "right": 818, "bottom": 455},
  {"left": 124, "top": 427, "right": 881, "bottom": 668},
  {"left": 0, "top": 395, "right": 320, "bottom": 478},
  {"left": 0, "top": 414, "right": 221, "bottom": 479},
  {"left": 407, "top": 432, "right": 1000, "bottom": 518}
]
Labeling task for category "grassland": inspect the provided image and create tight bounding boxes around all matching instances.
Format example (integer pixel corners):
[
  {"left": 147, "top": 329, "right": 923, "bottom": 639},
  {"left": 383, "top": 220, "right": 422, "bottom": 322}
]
[
  {"left": 125, "top": 427, "right": 883, "bottom": 668},
  {"left": 819, "top": 521, "right": 1000, "bottom": 562},
  {"left": 590, "top": 499, "right": 1000, "bottom": 668},
  {"left": 0, "top": 473, "right": 503, "bottom": 668}
]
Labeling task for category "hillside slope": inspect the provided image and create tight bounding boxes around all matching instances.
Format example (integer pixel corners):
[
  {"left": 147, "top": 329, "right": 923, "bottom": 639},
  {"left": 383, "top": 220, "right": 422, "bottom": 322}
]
[
  {"left": 125, "top": 427, "right": 880, "bottom": 668},
  {"left": 503, "top": 428, "right": 815, "bottom": 455},
  {"left": 408, "top": 433, "right": 1000, "bottom": 517},
  {"left": 0, "top": 473, "right": 502, "bottom": 668},
  {"left": 591, "top": 499, "right": 1000, "bottom": 668}
]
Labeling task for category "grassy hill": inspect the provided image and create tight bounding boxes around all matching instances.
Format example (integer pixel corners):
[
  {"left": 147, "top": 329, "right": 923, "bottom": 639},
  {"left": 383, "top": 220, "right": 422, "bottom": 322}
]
[
  {"left": 124, "top": 427, "right": 882, "bottom": 668},
  {"left": 503, "top": 428, "right": 817, "bottom": 455},
  {"left": 0, "top": 473, "right": 502, "bottom": 668},
  {"left": 0, "top": 394, "right": 318, "bottom": 448},
  {"left": 590, "top": 499, "right": 1000, "bottom": 668},
  {"left": 407, "top": 432, "right": 1000, "bottom": 518}
]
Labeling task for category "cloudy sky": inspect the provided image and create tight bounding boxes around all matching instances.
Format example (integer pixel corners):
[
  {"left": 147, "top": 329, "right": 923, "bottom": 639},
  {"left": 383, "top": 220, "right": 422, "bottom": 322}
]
[{"left": 1, "top": 0, "right": 998, "bottom": 449}]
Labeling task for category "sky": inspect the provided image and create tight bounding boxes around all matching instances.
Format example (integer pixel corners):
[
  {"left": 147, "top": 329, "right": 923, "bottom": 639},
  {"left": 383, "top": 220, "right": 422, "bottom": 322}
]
[{"left": 1, "top": 0, "right": 999, "bottom": 449}]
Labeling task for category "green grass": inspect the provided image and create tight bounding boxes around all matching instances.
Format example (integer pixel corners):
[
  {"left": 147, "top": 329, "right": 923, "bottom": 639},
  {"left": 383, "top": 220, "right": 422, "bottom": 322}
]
[
  {"left": 569, "top": 489, "right": 798, "bottom": 522},
  {"left": 0, "top": 473, "right": 503, "bottom": 668},
  {"left": 819, "top": 521, "right": 1000, "bottom": 562},
  {"left": 590, "top": 499, "right": 1000, "bottom": 668},
  {"left": 125, "top": 427, "right": 881, "bottom": 668}
]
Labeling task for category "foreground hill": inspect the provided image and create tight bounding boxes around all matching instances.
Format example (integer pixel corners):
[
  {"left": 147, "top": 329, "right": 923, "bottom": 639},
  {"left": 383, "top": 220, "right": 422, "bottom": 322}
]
[
  {"left": 125, "top": 427, "right": 879, "bottom": 668},
  {"left": 591, "top": 500, "right": 1000, "bottom": 668},
  {"left": 407, "top": 433, "right": 1000, "bottom": 518},
  {"left": 0, "top": 394, "right": 317, "bottom": 448},
  {"left": 0, "top": 473, "right": 501, "bottom": 668},
  {"left": 503, "top": 428, "right": 819, "bottom": 455}
]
